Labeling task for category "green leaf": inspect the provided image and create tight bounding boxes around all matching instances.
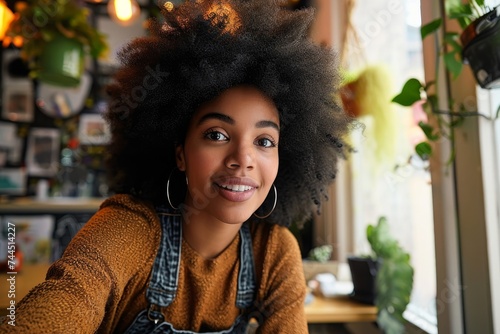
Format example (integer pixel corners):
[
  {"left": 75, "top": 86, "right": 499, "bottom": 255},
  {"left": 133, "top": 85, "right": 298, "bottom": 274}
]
[
  {"left": 366, "top": 217, "right": 414, "bottom": 334},
  {"left": 426, "top": 94, "right": 438, "bottom": 112},
  {"left": 445, "top": 0, "right": 463, "bottom": 13},
  {"left": 392, "top": 78, "right": 423, "bottom": 106},
  {"left": 444, "top": 51, "right": 463, "bottom": 78},
  {"left": 418, "top": 121, "right": 440, "bottom": 141},
  {"left": 420, "top": 18, "right": 442, "bottom": 40},
  {"left": 415, "top": 141, "right": 432, "bottom": 160},
  {"left": 444, "top": 32, "right": 462, "bottom": 53}
]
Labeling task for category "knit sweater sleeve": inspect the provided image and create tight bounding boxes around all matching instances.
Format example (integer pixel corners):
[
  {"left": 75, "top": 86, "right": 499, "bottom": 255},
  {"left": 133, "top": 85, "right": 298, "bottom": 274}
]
[
  {"left": 255, "top": 225, "right": 308, "bottom": 333},
  {"left": 0, "top": 194, "right": 161, "bottom": 334}
]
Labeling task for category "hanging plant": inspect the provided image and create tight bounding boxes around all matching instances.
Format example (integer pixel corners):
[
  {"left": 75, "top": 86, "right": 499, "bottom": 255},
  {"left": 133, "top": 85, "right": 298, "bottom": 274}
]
[
  {"left": 392, "top": 0, "right": 499, "bottom": 163},
  {"left": 5, "top": 0, "right": 109, "bottom": 86}
]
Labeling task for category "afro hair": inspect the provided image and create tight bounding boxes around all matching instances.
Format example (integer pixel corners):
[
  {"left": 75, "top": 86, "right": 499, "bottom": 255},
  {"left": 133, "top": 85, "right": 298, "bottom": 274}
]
[{"left": 104, "top": 0, "right": 351, "bottom": 228}]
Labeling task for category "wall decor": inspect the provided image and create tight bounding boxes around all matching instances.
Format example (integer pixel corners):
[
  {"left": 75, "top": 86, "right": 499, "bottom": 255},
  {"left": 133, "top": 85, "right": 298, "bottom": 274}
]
[
  {"left": 1, "top": 82, "right": 34, "bottom": 122},
  {"left": 0, "top": 121, "right": 17, "bottom": 149},
  {"left": 0, "top": 167, "right": 26, "bottom": 195},
  {"left": 26, "top": 128, "right": 60, "bottom": 177},
  {"left": 78, "top": 113, "right": 110, "bottom": 145},
  {"left": 36, "top": 72, "right": 93, "bottom": 119}
]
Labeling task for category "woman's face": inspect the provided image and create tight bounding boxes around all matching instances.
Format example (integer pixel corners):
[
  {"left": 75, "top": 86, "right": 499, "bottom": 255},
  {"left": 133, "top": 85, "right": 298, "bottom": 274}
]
[{"left": 176, "top": 85, "right": 280, "bottom": 225}]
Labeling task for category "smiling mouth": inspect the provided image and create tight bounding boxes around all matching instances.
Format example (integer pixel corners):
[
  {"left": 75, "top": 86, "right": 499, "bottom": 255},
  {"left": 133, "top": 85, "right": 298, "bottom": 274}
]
[{"left": 217, "top": 184, "right": 255, "bottom": 192}]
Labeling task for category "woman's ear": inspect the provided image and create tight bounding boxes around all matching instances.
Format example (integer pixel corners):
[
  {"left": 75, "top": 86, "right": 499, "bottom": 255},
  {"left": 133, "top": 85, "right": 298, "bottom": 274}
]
[{"left": 175, "top": 145, "right": 186, "bottom": 171}]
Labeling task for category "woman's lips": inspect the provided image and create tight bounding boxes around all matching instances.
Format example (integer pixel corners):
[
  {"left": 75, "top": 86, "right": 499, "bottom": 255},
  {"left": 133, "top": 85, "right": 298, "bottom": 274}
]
[{"left": 214, "top": 178, "right": 257, "bottom": 202}]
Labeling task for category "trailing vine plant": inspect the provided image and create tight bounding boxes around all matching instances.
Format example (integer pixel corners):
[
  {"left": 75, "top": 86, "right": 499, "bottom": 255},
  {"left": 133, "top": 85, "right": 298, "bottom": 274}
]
[{"left": 392, "top": 0, "right": 499, "bottom": 163}]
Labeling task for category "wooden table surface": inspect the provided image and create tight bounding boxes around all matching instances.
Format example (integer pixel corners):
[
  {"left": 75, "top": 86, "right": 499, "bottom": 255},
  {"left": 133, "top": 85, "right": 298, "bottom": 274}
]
[
  {"left": 304, "top": 293, "right": 377, "bottom": 323},
  {"left": 1, "top": 264, "right": 377, "bottom": 323}
]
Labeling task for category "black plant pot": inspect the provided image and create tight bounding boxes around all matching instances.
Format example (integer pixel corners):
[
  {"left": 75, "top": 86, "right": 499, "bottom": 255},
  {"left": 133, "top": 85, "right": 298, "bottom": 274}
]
[
  {"left": 461, "top": 7, "right": 500, "bottom": 89},
  {"left": 347, "top": 256, "right": 380, "bottom": 305}
]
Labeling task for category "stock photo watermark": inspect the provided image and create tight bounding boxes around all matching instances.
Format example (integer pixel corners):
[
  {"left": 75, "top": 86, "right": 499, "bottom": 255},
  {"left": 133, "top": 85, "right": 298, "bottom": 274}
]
[{"left": 5, "top": 221, "right": 18, "bottom": 326}]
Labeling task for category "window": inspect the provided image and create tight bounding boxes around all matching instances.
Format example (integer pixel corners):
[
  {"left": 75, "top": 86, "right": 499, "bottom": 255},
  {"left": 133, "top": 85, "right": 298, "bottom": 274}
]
[{"left": 323, "top": 0, "right": 438, "bottom": 331}]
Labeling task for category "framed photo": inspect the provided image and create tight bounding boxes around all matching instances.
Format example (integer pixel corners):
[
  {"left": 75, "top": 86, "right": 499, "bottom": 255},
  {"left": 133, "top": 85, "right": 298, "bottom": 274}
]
[
  {"left": 0, "top": 167, "right": 26, "bottom": 195},
  {"left": 78, "top": 114, "right": 111, "bottom": 145},
  {"left": 2, "top": 82, "right": 34, "bottom": 123},
  {"left": 0, "top": 121, "right": 17, "bottom": 149},
  {"left": 26, "top": 128, "right": 60, "bottom": 177},
  {"left": 0, "top": 121, "right": 23, "bottom": 165}
]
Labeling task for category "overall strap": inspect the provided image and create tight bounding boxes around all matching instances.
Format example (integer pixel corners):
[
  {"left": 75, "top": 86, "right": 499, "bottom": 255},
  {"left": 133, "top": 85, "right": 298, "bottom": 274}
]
[
  {"left": 236, "top": 222, "right": 256, "bottom": 309},
  {"left": 146, "top": 212, "right": 182, "bottom": 308}
]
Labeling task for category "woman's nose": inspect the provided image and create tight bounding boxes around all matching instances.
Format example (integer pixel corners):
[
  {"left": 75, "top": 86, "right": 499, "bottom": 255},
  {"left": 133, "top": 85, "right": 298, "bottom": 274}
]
[{"left": 225, "top": 142, "right": 254, "bottom": 170}]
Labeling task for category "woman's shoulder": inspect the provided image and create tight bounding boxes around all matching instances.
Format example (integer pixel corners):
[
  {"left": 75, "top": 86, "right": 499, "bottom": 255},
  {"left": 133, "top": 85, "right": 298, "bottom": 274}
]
[
  {"left": 73, "top": 194, "right": 161, "bottom": 245},
  {"left": 99, "top": 193, "right": 155, "bottom": 214},
  {"left": 96, "top": 194, "right": 158, "bottom": 225},
  {"left": 249, "top": 221, "right": 305, "bottom": 303},
  {"left": 249, "top": 221, "right": 301, "bottom": 267},
  {"left": 249, "top": 221, "right": 298, "bottom": 248}
]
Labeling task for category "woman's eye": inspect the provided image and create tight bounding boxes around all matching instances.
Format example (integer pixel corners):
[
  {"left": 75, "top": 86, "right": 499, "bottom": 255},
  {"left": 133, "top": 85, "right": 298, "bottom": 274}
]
[
  {"left": 205, "top": 130, "right": 228, "bottom": 141},
  {"left": 256, "top": 138, "right": 276, "bottom": 148}
]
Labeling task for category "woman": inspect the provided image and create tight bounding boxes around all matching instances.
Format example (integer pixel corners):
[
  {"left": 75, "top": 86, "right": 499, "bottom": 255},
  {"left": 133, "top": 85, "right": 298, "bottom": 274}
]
[{"left": 0, "top": 0, "right": 350, "bottom": 333}]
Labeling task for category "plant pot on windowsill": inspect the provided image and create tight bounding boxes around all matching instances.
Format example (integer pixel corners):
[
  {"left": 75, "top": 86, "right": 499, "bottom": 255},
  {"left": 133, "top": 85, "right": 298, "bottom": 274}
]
[
  {"left": 348, "top": 217, "right": 414, "bottom": 334},
  {"left": 461, "top": 6, "right": 500, "bottom": 89},
  {"left": 347, "top": 256, "right": 379, "bottom": 305}
]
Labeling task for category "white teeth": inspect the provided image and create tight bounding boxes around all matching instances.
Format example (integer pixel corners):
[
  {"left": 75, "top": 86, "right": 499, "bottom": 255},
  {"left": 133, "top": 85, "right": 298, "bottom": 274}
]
[{"left": 220, "top": 184, "right": 253, "bottom": 192}]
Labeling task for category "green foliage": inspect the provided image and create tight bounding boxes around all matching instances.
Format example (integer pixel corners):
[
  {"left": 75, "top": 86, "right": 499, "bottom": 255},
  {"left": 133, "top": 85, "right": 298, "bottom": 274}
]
[
  {"left": 367, "top": 217, "right": 414, "bottom": 334},
  {"left": 391, "top": 78, "right": 423, "bottom": 107},
  {"left": 307, "top": 245, "right": 333, "bottom": 263},
  {"left": 447, "top": 0, "right": 489, "bottom": 29},
  {"left": 6, "top": 0, "right": 109, "bottom": 77},
  {"left": 391, "top": 0, "right": 493, "bottom": 163},
  {"left": 420, "top": 18, "right": 442, "bottom": 40},
  {"left": 415, "top": 141, "right": 433, "bottom": 161}
]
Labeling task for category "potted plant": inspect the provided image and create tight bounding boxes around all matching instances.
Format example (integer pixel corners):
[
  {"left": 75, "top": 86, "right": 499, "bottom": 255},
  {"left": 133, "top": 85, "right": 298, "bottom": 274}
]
[
  {"left": 391, "top": 0, "right": 498, "bottom": 162},
  {"left": 6, "top": 0, "right": 108, "bottom": 87},
  {"left": 348, "top": 217, "right": 414, "bottom": 334}
]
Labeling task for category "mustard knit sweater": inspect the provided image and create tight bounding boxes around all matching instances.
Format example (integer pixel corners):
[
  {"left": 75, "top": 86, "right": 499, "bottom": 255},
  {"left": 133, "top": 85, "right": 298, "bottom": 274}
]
[{"left": 0, "top": 194, "right": 307, "bottom": 333}]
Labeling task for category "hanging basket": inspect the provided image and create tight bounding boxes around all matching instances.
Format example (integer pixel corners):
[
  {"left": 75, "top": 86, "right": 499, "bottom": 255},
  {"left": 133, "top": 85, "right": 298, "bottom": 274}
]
[
  {"left": 37, "top": 34, "right": 84, "bottom": 87},
  {"left": 461, "top": 6, "right": 500, "bottom": 89}
]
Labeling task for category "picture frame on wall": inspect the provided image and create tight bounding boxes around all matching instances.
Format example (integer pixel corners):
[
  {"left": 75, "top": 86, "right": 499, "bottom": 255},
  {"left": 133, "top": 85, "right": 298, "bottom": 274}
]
[
  {"left": 78, "top": 114, "right": 111, "bottom": 145},
  {"left": 1, "top": 83, "right": 34, "bottom": 123},
  {"left": 26, "top": 128, "right": 60, "bottom": 177},
  {"left": 0, "top": 167, "right": 26, "bottom": 195},
  {"left": 0, "top": 121, "right": 23, "bottom": 165},
  {"left": 0, "top": 121, "right": 17, "bottom": 149}
]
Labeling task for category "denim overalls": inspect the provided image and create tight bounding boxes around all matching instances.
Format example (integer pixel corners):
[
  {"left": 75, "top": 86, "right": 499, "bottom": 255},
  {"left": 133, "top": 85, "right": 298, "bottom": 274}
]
[{"left": 123, "top": 210, "right": 257, "bottom": 334}]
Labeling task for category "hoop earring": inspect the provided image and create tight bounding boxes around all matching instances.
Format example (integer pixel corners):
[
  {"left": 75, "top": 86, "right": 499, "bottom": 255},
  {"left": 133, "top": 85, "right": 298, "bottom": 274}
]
[
  {"left": 254, "top": 184, "right": 277, "bottom": 219},
  {"left": 166, "top": 168, "right": 182, "bottom": 210}
]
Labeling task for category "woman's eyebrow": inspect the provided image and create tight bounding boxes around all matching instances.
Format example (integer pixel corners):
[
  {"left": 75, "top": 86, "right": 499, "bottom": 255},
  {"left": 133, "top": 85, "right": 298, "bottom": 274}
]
[
  {"left": 256, "top": 120, "right": 280, "bottom": 132},
  {"left": 197, "top": 112, "right": 234, "bottom": 126},
  {"left": 197, "top": 112, "right": 279, "bottom": 131}
]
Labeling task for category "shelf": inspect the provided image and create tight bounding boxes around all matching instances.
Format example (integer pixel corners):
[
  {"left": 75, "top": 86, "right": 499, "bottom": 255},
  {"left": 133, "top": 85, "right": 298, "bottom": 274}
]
[{"left": 0, "top": 197, "right": 105, "bottom": 214}]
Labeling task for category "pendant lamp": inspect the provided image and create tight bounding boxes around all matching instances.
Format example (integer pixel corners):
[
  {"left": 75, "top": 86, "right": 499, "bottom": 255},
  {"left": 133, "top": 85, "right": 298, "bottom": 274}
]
[
  {"left": 0, "top": 1, "right": 14, "bottom": 40},
  {"left": 107, "top": 0, "right": 141, "bottom": 26}
]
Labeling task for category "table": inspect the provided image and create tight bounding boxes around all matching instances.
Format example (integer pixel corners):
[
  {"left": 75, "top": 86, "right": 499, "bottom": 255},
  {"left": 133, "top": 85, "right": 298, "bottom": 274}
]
[
  {"left": 305, "top": 293, "right": 377, "bottom": 323},
  {"left": 1, "top": 264, "right": 377, "bottom": 323}
]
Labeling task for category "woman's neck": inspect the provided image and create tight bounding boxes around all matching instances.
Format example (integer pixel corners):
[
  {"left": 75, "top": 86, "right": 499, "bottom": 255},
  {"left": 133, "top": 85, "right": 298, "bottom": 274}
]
[{"left": 181, "top": 212, "right": 243, "bottom": 260}]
